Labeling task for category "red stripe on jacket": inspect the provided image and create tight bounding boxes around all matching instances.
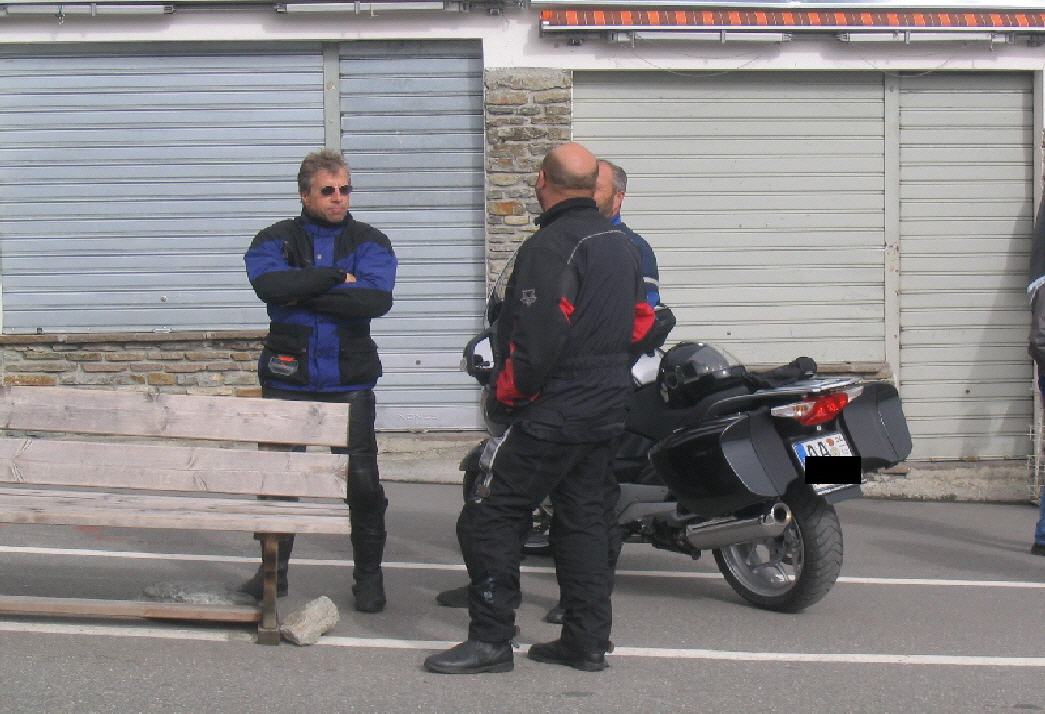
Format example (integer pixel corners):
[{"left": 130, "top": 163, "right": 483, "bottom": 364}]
[{"left": 633, "top": 301, "right": 655, "bottom": 342}]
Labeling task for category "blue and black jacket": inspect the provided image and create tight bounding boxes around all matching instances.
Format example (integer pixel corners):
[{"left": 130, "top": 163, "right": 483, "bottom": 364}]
[
  {"left": 244, "top": 211, "right": 397, "bottom": 393},
  {"left": 613, "top": 217, "right": 660, "bottom": 308}
]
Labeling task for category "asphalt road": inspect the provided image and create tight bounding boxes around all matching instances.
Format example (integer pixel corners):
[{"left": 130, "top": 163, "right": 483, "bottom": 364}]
[{"left": 1, "top": 483, "right": 1044, "bottom": 712}]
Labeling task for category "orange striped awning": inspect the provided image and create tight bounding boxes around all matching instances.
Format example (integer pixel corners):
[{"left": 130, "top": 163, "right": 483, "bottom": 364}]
[{"left": 540, "top": 8, "right": 1045, "bottom": 30}]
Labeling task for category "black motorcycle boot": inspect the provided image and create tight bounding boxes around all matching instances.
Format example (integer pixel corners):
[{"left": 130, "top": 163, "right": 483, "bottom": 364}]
[
  {"left": 436, "top": 584, "right": 470, "bottom": 608},
  {"left": 527, "top": 639, "right": 608, "bottom": 672},
  {"left": 351, "top": 528, "right": 387, "bottom": 613},
  {"left": 543, "top": 603, "right": 565, "bottom": 624},
  {"left": 238, "top": 535, "right": 294, "bottom": 599},
  {"left": 424, "top": 640, "right": 514, "bottom": 674}
]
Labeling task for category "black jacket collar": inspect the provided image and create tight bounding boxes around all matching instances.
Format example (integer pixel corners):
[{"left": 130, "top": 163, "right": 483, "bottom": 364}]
[{"left": 536, "top": 197, "right": 597, "bottom": 228}]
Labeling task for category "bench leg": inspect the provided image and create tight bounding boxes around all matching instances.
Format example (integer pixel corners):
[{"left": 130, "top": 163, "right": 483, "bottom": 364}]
[{"left": 257, "top": 533, "right": 283, "bottom": 645}]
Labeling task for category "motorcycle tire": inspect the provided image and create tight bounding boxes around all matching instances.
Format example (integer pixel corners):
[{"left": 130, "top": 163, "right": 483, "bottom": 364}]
[
  {"left": 463, "top": 467, "right": 553, "bottom": 557},
  {"left": 712, "top": 483, "right": 842, "bottom": 613}
]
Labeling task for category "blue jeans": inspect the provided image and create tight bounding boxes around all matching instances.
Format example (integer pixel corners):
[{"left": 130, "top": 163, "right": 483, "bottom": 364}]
[
  {"left": 1036, "top": 497, "right": 1045, "bottom": 545},
  {"left": 1037, "top": 371, "right": 1045, "bottom": 545}
]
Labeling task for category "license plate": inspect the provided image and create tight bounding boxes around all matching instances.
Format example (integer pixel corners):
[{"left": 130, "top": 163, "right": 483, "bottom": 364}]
[{"left": 792, "top": 432, "right": 852, "bottom": 467}]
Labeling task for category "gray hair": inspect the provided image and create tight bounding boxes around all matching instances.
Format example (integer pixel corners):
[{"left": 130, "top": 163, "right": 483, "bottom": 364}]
[
  {"left": 605, "top": 161, "right": 628, "bottom": 194},
  {"left": 297, "top": 149, "right": 349, "bottom": 194}
]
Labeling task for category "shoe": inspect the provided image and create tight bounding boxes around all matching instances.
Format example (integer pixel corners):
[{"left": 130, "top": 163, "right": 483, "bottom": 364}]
[
  {"left": 1031, "top": 543, "right": 1045, "bottom": 556},
  {"left": 237, "top": 567, "right": 288, "bottom": 599},
  {"left": 238, "top": 535, "right": 293, "bottom": 599},
  {"left": 436, "top": 584, "right": 470, "bottom": 608},
  {"left": 527, "top": 639, "right": 607, "bottom": 672},
  {"left": 424, "top": 640, "right": 514, "bottom": 674},
  {"left": 543, "top": 604, "right": 564, "bottom": 624},
  {"left": 435, "top": 584, "right": 523, "bottom": 610},
  {"left": 353, "top": 571, "right": 386, "bottom": 613}
]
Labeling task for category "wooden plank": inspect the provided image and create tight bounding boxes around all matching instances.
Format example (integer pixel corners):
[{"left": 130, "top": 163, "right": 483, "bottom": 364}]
[
  {"left": 0, "top": 487, "right": 352, "bottom": 534},
  {"left": 0, "top": 437, "right": 348, "bottom": 497},
  {"left": 0, "top": 595, "right": 261, "bottom": 622},
  {"left": 0, "top": 386, "right": 349, "bottom": 447}
]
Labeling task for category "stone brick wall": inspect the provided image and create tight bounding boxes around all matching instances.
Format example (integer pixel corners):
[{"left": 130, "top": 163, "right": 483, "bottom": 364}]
[
  {"left": 484, "top": 67, "right": 572, "bottom": 285},
  {"left": 0, "top": 332, "right": 266, "bottom": 397}
]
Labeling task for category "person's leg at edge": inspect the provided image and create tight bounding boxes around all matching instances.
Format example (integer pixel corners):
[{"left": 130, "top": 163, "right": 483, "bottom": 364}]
[{"left": 1035, "top": 371, "right": 1045, "bottom": 553}]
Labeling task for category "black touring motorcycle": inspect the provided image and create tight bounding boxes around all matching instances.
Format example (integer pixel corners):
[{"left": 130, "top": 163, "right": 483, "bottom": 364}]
[{"left": 460, "top": 308, "right": 912, "bottom": 613}]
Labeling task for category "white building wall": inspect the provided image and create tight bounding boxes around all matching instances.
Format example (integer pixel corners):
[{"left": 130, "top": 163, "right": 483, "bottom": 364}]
[{"left": 2, "top": 10, "right": 1045, "bottom": 73}]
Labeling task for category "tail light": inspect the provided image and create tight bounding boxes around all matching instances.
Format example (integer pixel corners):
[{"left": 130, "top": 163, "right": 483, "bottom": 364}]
[{"left": 770, "top": 386, "right": 864, "bottom": 426}]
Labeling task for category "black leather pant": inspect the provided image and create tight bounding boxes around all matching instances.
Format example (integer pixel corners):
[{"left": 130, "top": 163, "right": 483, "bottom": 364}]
[
  {"left": 460, "top": 426, "right": 614, "bottom": 652},
  {"left": 261, "top": 386, "right": 388, "bottom": 547}
]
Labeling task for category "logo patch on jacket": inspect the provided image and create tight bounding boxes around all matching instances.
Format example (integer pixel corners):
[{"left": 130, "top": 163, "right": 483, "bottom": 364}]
[{"left": 520, "top": 289, "right": 537, "bottom": 306}]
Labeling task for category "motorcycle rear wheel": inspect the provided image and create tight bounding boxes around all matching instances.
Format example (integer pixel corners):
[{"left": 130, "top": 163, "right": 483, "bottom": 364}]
[
  {"left": 712, "top": 483, "right": 842, "bottom": 613},
  {"left": 523, "top": 501, "right": 553, "bottom": 556}
]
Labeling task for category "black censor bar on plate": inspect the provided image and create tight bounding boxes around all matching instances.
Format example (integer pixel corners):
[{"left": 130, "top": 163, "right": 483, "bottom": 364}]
[{"left": 803, "top": 455, "right": 860, "bottom": 485}]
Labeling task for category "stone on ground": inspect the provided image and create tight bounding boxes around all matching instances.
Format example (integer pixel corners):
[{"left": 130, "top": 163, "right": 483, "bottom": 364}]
[{"left": 280, "top": 596, "right": 340, "bottom": 646}]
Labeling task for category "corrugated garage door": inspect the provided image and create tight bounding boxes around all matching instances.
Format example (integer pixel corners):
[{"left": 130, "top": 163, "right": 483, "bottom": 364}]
[
  {"left": 575, "top": 71, "right": 1034, "bottom": 461},
  {"left": 574, "top": 72, "right": 888, "bottom": 366},
  {"left": 338, "top": 41, "right": 485, "bottom": 430},
  {"left": 898, "top": 73, "right": 1033, "bottom": 459},
  {"left": 0, "top": 43, "right": 325, "bottom": 331}
]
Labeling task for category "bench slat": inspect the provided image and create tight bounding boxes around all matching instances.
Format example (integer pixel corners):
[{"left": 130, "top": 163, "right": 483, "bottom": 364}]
[
  {"left": 0, "top": 438, "right": 348, "bottom": 498},
  {"left": 0, "top": 386, "right": 349, "bottom": 447},
  {"left": 0, "top": 487, "right": 352, "bottom": 534},
  {"left": 0, "top": 595, "right": 262, "bottom": 623}
]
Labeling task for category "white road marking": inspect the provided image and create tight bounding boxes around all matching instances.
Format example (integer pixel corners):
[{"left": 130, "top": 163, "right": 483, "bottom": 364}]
[
  {"left": 2, "top": 546, "right": 1044, "bottom": 589},
  {"left": 0, "top": 620, "right": 255, "bottom": 643},
  {"left": 1, "top": 621, "right": 1043, "bottom": 667}
]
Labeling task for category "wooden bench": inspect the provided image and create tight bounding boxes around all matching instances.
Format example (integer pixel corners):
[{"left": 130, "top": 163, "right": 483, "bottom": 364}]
[{"left": 0, "top": 385, "right": 351, "bottom": 645}]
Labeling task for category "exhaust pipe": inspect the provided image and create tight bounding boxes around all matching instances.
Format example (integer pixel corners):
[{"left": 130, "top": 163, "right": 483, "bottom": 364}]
[{"left": 684, "top": 503, "right": 792, "bottom": 551}]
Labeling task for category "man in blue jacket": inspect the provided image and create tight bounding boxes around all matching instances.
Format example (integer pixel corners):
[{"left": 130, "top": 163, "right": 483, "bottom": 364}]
[
  {"left": 596, "top": 160, "right": 660, "bottom": 309},
  {"left": 242, "top": 149, "right": 397, "bottom": 612}
]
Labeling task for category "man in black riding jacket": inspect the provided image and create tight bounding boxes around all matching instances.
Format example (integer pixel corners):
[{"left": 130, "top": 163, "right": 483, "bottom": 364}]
[
  {"left": 424, "top": 142, "right": 654, "bottom": 675},
  {"left": 435, "top": 158, "right": 664, "bottom": 624},
  {"left": 241, "top": 149, "right": 397, "bottom": 613}
]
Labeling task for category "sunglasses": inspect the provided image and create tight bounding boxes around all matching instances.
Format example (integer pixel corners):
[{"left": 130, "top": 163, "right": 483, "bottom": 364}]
[{"left": 319, "top": 184, "right": 353, "bottom": 197}]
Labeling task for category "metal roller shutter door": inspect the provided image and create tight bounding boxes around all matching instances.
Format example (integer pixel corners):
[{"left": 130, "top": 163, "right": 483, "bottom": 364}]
[
  {"left": 0, "top": 43, "right": 325, "bottom": 332},
  {"left": 898, "top": 73, "right": 1034, "bottom": 460},
  {"left": 574, "top": 72, "right": 888, "bottom": 366},
  {"left": 338, "top": 41, "right": 485, "bottom": 430}
]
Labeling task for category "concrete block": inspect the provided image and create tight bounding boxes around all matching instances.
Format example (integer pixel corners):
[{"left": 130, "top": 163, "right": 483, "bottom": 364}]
[{"left": 281, "top": 596, "right": 341, "bottom": 646}]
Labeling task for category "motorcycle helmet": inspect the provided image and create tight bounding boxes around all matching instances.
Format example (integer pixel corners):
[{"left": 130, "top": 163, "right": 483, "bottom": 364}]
[{"left": 658, "top": 341, "right": 747, "bottom": 407}]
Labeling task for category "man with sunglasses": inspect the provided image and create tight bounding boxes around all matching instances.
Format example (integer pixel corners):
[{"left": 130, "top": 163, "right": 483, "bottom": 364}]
[{"left": 243, "top": 149, "right": 397, "bottom": 613}]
